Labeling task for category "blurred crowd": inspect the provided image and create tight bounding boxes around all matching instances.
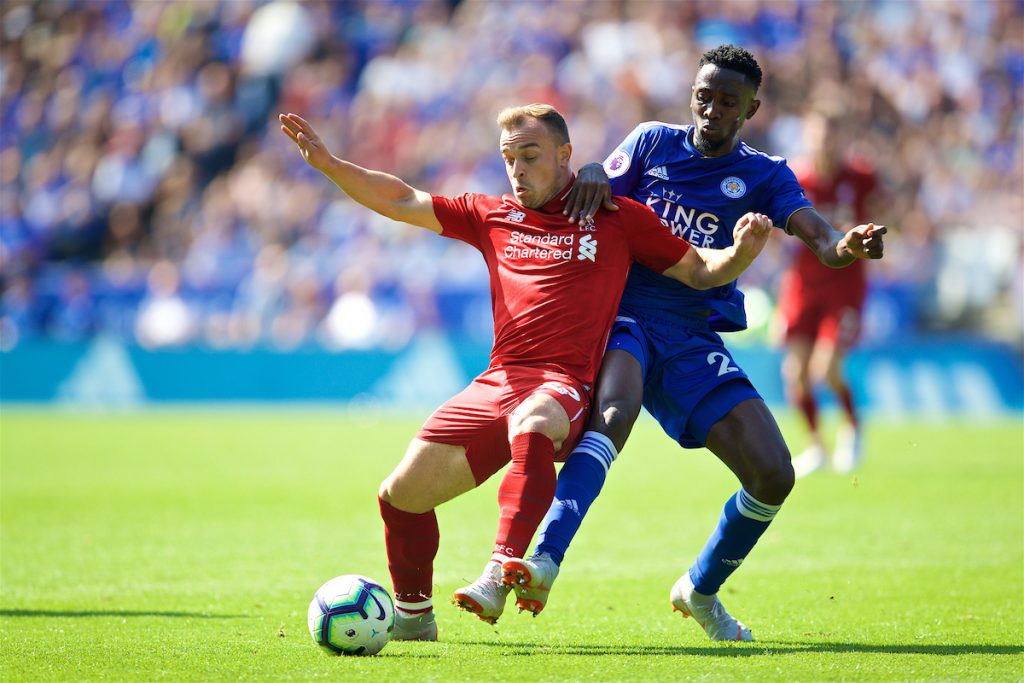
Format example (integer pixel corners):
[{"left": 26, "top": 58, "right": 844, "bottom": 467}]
[{"left": 2, "top": 0, "right": 1022, "bottom": 351}]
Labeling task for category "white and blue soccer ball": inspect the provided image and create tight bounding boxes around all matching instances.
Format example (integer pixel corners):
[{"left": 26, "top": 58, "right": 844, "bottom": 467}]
[{"left": 307, "top": 575, "right": 395, "bottom": 656}]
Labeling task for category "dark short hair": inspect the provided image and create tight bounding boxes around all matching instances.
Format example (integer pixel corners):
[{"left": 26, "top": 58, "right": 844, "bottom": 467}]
[
  {"left": 698, "top": 44, "right": 763, "bottom": 91},
  {"left": 496, "top": 103, "right": 570, "bottom": 145}
]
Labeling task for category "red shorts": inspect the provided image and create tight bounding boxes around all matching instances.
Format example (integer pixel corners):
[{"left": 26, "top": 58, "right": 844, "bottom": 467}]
[
  {"left": 416, "top": 365, "right": 591, "bottom": 485},
  {"left": 778, "top": 257, "right": 867, "bottom": 349},
  {"left": 780, "top": 295, "right": 863, "bottom": 349}
]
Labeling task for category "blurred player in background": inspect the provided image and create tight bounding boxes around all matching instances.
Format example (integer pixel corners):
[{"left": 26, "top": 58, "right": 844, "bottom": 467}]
[
  {"left": 280, "top": 104, "right": 773, "bottom": 641},
  {"left": 501, "top": 45, "right": 885, "bottom": 642},
  {"left": 779, "top": 110, "right": 885, "bottom": 477}
]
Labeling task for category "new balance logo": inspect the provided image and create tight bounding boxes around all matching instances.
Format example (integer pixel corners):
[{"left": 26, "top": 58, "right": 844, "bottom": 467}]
[
  {"left": 647, "top": 165, "right": 669, "bottom": 180},
  {"left": 542, "top": 382, "right": 580, "bottom": 401},
  {"left": 505, "top": 209, "right": 526, "bottom": 223},
  {"left": 721, "top": 558, "right": 744, "bottom": 567},
  {"left": 558, "top": 499, "right": 580, "bottom": 516},
  {"left": 577, "top": 234, "right": 597, "bottom": 261}
]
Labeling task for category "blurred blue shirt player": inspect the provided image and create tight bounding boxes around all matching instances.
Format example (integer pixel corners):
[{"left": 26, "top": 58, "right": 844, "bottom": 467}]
[{"left": 499, "top": 45, "right": 886, "bottom": 642}]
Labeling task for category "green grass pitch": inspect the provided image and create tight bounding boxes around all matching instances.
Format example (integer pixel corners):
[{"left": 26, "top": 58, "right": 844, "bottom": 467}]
[{"left": 2, "top": 410, "right": 1022, "bottom": 681}]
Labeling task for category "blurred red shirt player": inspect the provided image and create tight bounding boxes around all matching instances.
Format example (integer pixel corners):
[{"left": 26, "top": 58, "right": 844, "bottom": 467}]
[{"left": 778, "top": 111, "right": 884, "bottom": 476}]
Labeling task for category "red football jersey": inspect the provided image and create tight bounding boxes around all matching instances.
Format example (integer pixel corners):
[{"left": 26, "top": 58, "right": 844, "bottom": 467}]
[
  {"left": 787, "top": 158, "right": 880, "bottom": 295},
  {"left": 432, "top": 185, "right": 690, "bottom": 387}
]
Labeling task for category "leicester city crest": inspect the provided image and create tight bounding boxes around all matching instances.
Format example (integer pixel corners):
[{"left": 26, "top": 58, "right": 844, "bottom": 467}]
[{"left": 720, "top": 176, "right": 746, "bottom": 198}]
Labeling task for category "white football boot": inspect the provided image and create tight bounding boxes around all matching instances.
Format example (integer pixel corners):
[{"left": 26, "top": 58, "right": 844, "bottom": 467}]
[
  {"left": 791, "top": 442, "right": 826, "bottom": 479},
  {"left": 392, "top": 611, "right": 438, "bottom": 641},
  {"left": 670, "top": 572, "right": 753, "bottom": 641},
  {"left": 452, "top": 562, "right": 511, "bottom": 625},
  {"left": 501, "top": 553, "right": 560, "bottom": 616},
  {"left": 832, "top": 424, "right": 863, "bottom": 473}
]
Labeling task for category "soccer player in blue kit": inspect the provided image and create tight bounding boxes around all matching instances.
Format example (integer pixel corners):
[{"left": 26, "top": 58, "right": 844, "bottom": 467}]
[{"left": 500, "top": 45, "right": 886, "bottom": 641}]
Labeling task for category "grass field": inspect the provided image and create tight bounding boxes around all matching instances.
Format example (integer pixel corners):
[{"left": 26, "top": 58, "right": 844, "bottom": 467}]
[{"left": 2, "top": 410, "right": 1022, "bottom": 681}]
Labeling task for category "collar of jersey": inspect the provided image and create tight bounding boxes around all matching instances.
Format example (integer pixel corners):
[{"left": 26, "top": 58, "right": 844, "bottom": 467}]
[{"left": 682, "top": 126, "right": 742, "bottom": 163}]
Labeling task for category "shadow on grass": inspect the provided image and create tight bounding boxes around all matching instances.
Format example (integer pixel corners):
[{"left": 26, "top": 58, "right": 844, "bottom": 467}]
[
  {"left": 457, "top": 640, "right": 1024, "bottom": 657},
  {"left": 0, "top": 609, "right": 241, "bottom": 619}
]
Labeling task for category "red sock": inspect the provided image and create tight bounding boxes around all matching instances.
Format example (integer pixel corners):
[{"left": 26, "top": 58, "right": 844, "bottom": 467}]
[
  {"left": 795, "top": 391, "right": 819, "bottom": 432},
  {"left": 378, "top": 497, "right": 438, "bottom": 610},
  {"left": 836, "top": 384, "right": 859, "bottom": 427},
  {"left": 494, "top": 432, "right": 556, "bottom": 560}
]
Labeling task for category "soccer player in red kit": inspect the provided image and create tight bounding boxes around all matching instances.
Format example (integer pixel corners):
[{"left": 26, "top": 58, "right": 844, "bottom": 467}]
[
  {"left": 777, "top": 111, "right": 885, "bottom": 476},
  {"left": 279, "top": 104, "right": 773, "bottom": 641}
]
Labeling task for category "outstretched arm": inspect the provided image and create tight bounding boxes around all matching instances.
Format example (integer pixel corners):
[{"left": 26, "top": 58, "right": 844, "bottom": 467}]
[
  {"left": 279, "top": 113, "right": 442, "bottom": 233},
  {"left": 662, "top": 213, "right": 773, "bottom": 289},
  {"left": 787, "top": 207, "right": 885, "bottom": 267}
]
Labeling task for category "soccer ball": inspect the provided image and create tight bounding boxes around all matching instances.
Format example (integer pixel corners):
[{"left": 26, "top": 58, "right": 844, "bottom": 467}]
[{"left": 307, "top": 575, "right": 395, "bottom": 656}]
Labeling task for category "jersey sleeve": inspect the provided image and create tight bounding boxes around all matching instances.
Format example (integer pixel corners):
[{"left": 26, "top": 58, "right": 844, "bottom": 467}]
[
  {"left": 431, "top": 193, "right": 489, "bottom": 248},
  {"left": 619, "top": 201, "right": 691, "bottom": 272},
  {"left": 762, "top": 162, "right": 813, "bottom": 232},
  {"left": 603, "top": 123, "right": 654, "bottom": 197}
]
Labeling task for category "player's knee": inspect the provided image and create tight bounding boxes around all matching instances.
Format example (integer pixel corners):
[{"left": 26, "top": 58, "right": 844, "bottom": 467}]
[
  {"left": 377, "top": 474, "right": 401, "bottom": 506},
  {"left": 753, "top": 458, "right": 795, "bottom": 504},
  {"left": 378, "top": 472, "right": 430, "bottom": 514},
  {"left": 509, "top": 397, "right": 569, "bottom": 446},
  {"left": 740, "top": 439, "right": 794, "bottom": 504},
  {"left": 596, "top": 397, "right": 641, "bottom": 451},
  {"left": 824, "top": 367, "right": 845, "bottom": 393},
  {"left": 509, "top": 412, "right": 565, "bottom": 450},
  {"left": 782, "top": 357, "right": 811, "bottom": 390}
]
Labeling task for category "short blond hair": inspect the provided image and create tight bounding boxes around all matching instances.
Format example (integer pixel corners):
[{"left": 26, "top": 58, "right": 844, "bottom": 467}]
[{"left": 496, "top": 103, "right": 570, "bottom": 145}]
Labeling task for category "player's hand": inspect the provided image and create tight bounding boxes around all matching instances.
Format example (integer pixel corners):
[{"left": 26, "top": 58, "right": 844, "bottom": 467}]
[
  {"left": 842, "top": 223, "right": 886, "bottom": 259},
  {"left": 732, "top": 212, "right": 773, "bottom": 259},
  {"left": 563, "top": 162, "right": 618, "bottom": 224},
  {"left": 279, "top": 113, "right": 334, "bottom": 172}
]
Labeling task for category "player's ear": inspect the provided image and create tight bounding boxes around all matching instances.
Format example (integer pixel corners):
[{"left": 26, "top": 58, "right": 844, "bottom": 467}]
[
  {"left": 746, "top": 97, "right": 761, "bottom": 120},
  {"left": 558, "top": 142, "right": 572, "bottom": 166}
]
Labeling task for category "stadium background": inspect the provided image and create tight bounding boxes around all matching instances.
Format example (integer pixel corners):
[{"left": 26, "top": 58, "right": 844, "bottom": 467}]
[
  {"left": 1, "top": 0, "right": 1022, "bottom": 415},
  {"left": 2, "top": 3, "right": 1022, "bottom": 680}
]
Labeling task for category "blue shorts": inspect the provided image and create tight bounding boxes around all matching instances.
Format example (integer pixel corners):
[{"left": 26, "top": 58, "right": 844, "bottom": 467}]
[{"left": 607, "top": 313, "right": 762, "bottom": 449}]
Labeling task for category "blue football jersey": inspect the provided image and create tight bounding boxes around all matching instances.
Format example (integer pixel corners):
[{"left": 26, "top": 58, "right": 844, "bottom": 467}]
[{"left": 604, "top": 122, "right": 812, "bottom": 332}]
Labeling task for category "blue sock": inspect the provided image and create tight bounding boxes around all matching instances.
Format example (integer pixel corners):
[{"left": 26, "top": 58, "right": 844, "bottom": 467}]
[
  {"left": 689, "top": 489, "right": 781, "bottom": 594},
  {"left": 534, "top": 431, "right": 617, "bottom": 565}
]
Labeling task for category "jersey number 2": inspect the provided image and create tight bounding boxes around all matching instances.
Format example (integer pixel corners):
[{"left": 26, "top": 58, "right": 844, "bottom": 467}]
[{"left": 707, "top": 352, "right": 739, "bottom": 377}]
